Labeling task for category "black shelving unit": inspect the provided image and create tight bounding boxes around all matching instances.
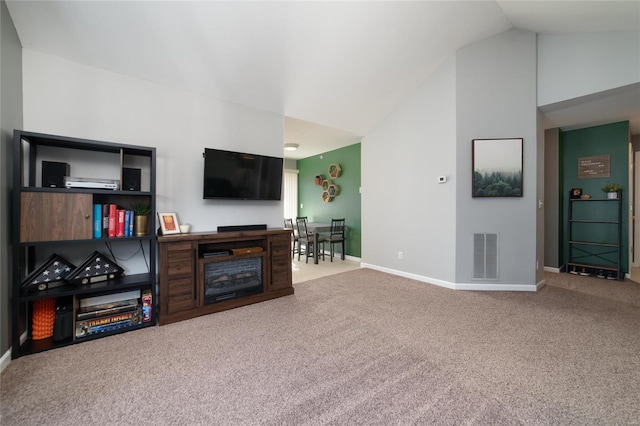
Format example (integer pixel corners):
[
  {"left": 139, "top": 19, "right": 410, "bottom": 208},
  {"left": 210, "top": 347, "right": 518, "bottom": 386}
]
[
  {"left": 11, "top": 130, "right": 157, "bottom": 358},
  {"left": 566, "top": 191, "right": 623, "bottom": 280}
]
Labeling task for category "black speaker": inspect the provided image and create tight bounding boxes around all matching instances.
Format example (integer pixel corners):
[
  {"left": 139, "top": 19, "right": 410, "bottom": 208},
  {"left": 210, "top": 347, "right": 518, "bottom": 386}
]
[
  {"left": 217, "top": 224, "right": 267, "bottom": 233},
  {"left": 122, "top": 168, "right": 141, "bottom": 191},
  {"left": 53, "top": 303, "right": 73, "bottom": 342},
  {"left": 41, "top": 161, "right": 70, "bottom": 188}
]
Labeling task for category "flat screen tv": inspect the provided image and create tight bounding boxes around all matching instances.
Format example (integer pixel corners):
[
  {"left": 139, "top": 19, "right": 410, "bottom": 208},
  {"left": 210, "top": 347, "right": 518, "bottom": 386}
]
[{"left": 203, "top": 148, "right": 284, "bottom": 200}]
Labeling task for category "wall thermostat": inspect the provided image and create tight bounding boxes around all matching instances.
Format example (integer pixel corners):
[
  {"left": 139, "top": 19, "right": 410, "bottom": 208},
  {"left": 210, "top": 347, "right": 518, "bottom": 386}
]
[{"left": 438, "top": 176, "right": 447, "bottom": 183}]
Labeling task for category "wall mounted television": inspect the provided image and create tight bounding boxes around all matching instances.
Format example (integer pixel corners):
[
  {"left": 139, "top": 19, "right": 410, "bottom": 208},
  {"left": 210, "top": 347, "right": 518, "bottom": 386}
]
[{"left": 203, "top": 148, "right": 284, "bottom": 200}]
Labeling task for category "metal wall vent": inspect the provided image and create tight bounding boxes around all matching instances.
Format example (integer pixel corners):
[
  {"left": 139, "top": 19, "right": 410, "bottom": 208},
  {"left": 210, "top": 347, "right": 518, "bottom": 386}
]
[{"left": 473, "top": 233, "right": 498, "bottom": 280}]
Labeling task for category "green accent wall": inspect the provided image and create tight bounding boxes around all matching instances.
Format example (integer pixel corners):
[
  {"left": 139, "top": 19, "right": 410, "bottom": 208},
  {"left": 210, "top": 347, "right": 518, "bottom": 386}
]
[
  {"left": 297, "top": 143, "right": 361, "bottom": 258},
  {"left": 561, "top": 121, "right": 629, "bottom": 273}
]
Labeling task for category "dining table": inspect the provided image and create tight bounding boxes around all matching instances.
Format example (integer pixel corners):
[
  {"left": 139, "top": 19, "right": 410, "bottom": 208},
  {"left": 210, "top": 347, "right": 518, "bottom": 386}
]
[{"left": 305, "top": 222, "right": 346, "bottom": 264}]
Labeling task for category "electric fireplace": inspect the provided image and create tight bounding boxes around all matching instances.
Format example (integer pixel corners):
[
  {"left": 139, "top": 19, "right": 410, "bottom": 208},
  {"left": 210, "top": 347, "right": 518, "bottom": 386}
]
[{"left": 203, "top": 257, "right": 263, "bottom": 304}]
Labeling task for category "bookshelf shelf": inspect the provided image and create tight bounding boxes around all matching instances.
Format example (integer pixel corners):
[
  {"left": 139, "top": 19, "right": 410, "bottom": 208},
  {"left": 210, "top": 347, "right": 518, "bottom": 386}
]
[
  {"left": 566, "top": 193, "right": 623, "bottom": 280},
  {"left": 10, "top": 130, "right": 157, "bottom": 358},
  {"left": 18, "top": 273, "right": 154, "bottom": 302},
  {"left": 19, "top": 186, "right": 153, "bottom": 195},
  {"left": 19, "top": 321, "right": 146, "bottom": 356},
  {"left": 19, "top": 235, "right": 155, "bottom": 247}
]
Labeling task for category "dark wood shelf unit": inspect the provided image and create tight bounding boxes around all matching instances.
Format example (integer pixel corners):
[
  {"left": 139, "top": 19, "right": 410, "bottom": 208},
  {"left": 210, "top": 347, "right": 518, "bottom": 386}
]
[
  {"left": 158, "top": 229, "right": 293, "bottom": 325},
  {"left": 10, "top": 130, "right": 157, "bottom": 358},
  {"left": 566, "top": 193, "right": 623, "bottom": 280}
]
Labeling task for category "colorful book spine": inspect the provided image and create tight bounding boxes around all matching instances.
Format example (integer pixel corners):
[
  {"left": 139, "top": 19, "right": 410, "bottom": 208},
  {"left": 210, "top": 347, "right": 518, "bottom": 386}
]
[
  {"left": 93, "top": 204, "right": 102, "bottom": 238},
  {"left": 102, "top": 204, "right": 109, "bottom": 236},
  {"left": 128, "top": 211, "right": 134, "bottom": 237},
  {"left": 116, "top": 209, "right": 126, "bottom": 237},
  {"left": 108, "top": 204, "right": 117, "bottom": 238},
  {"left": 142, "top": 289, "right": 152, "bottom": 323},
  {"left": 124, "top": 210, "right": 131, "bottom": 237}
]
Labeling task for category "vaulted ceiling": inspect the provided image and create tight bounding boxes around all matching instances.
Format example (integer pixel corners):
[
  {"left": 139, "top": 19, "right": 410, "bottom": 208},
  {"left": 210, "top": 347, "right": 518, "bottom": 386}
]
[{"left": 6, "top": 1, "right": 640, "bottom": 159}]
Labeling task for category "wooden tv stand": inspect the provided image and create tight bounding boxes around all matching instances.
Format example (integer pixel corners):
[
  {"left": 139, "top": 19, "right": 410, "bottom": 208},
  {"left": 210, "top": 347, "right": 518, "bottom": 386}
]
[{"left": 157, "top": 228, "right": 293, "bottom": 325}]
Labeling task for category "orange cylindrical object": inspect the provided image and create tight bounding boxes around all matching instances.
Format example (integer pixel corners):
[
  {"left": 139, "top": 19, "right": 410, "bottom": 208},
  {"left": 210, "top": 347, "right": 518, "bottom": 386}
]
[{"left": 32, "top": 298, "right": 56, "bottom": 340}]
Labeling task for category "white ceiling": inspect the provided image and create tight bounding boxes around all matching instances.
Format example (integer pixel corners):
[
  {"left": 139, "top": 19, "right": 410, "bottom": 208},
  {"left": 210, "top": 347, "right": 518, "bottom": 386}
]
[{"left": 6, "top": 1, "right": 640, "bottom": 160}]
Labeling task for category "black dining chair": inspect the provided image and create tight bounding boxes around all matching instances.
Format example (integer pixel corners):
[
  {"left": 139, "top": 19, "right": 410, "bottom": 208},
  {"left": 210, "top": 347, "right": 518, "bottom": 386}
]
[
  {"left": 296, "top": 217, "right": 326, "bottom": 263},
  {"left": 284, "top": 218, "right": 300, "bottom": 257},
  {"left": 327, "top": 218, "right": 346, "bottom": 262},
  {"left": 294, "top": 216, "right": 308, "bottom": 261}
]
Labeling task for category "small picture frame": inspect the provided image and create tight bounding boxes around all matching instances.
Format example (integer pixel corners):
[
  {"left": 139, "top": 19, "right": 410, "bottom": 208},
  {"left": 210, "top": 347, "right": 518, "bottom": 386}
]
[
  {"left": 570, "top": 188, "right": 583, "bottom": 199},
  {"left": 158, "top": 212, "right": 181, "bottom": 235}
]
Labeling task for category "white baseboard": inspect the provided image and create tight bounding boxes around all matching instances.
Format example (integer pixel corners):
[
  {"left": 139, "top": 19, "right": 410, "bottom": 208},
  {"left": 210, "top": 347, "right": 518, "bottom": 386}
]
[
  {"left": 0, "top": 329, "right": 30, "bottom": 373},
  {"left": 361, "top": 263, "right": 539, "bottom": 292},
  {"left": 361, "top": 263, "right": 456, "bottom": 289},
  {"left": 1, "top": 331, "right": 30, "bottom": 372},
  {"left": 0, "top": 348, "right": 11, "bottom": 373}
]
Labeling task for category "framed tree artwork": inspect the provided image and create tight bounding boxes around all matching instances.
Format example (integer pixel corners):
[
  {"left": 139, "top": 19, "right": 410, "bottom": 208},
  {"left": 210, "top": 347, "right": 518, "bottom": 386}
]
[{"left": 472, "top": 138, "right": 523, "bottom": 198}]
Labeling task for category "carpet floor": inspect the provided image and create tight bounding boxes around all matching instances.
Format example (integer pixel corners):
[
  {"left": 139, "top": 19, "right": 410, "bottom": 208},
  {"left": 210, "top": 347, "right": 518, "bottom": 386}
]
[{"left": 1, "top": 269, "right": 639, "bottom": 425}]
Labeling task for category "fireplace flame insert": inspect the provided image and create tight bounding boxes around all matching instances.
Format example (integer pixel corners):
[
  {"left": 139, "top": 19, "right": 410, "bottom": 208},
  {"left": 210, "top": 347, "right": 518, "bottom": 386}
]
[{"left": 203, "top": 257, "right": 263, "bottom": 304}]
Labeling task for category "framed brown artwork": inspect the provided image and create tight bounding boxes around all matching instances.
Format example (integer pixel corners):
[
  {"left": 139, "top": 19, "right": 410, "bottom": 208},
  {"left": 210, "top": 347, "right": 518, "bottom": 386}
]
[{"left": 158, "top": 212, "right": 180, "bottom": 235}]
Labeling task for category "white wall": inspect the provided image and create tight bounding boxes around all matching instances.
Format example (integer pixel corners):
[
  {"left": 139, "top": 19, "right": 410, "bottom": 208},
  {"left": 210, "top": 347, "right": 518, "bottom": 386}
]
[
  {"left": 362, "top": 29, "right": 540, "bottom": 290},
  {"left": 22, "top": 50, "right": 285, "bottom": 233},
  {"left": 362, "top": 54, "right": 457, "bottom": 284},
  {"left": 1, "top": 0, "right": 23, "bottom": 364},
  {"left": 455, "top": 29, "right": 538, "bottom": 289},
  {"left": 538, "top": 31, "right": 640, "bottom": 106}
]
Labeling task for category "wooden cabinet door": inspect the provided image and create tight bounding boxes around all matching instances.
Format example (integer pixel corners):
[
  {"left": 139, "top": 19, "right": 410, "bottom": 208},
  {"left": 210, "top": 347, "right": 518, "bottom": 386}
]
[
  {"left": 268, "top": 233, "right": 292, "bottom": 291},
  {"left": 159, "top": 241, "right": 196, "bottom": 316},
  {"left": 20, "top": 192, "right": 93, "bottom": 242}
]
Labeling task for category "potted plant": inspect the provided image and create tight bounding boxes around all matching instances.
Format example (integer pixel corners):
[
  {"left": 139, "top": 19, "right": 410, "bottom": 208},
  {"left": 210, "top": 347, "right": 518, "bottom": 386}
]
[
  {"left": 601, "top": 183, "right": 622, "bottom": 199},
  {"left": 132, "top": 203, "right": 151, "bottom": 236}
]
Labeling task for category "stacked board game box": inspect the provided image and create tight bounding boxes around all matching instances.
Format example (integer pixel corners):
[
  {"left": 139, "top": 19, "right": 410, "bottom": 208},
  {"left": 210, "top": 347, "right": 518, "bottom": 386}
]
[{"left": 76, "top": 290, "right": 142, "bottom": 338}]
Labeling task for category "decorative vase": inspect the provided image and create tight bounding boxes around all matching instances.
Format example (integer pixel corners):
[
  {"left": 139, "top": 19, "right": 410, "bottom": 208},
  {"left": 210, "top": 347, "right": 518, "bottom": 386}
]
[
  {"left": 135, "top": 215, "right": 149, "bottom": 236},
  {"left": 607, "top": 192, "right": 618, "bottom": 199}
]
